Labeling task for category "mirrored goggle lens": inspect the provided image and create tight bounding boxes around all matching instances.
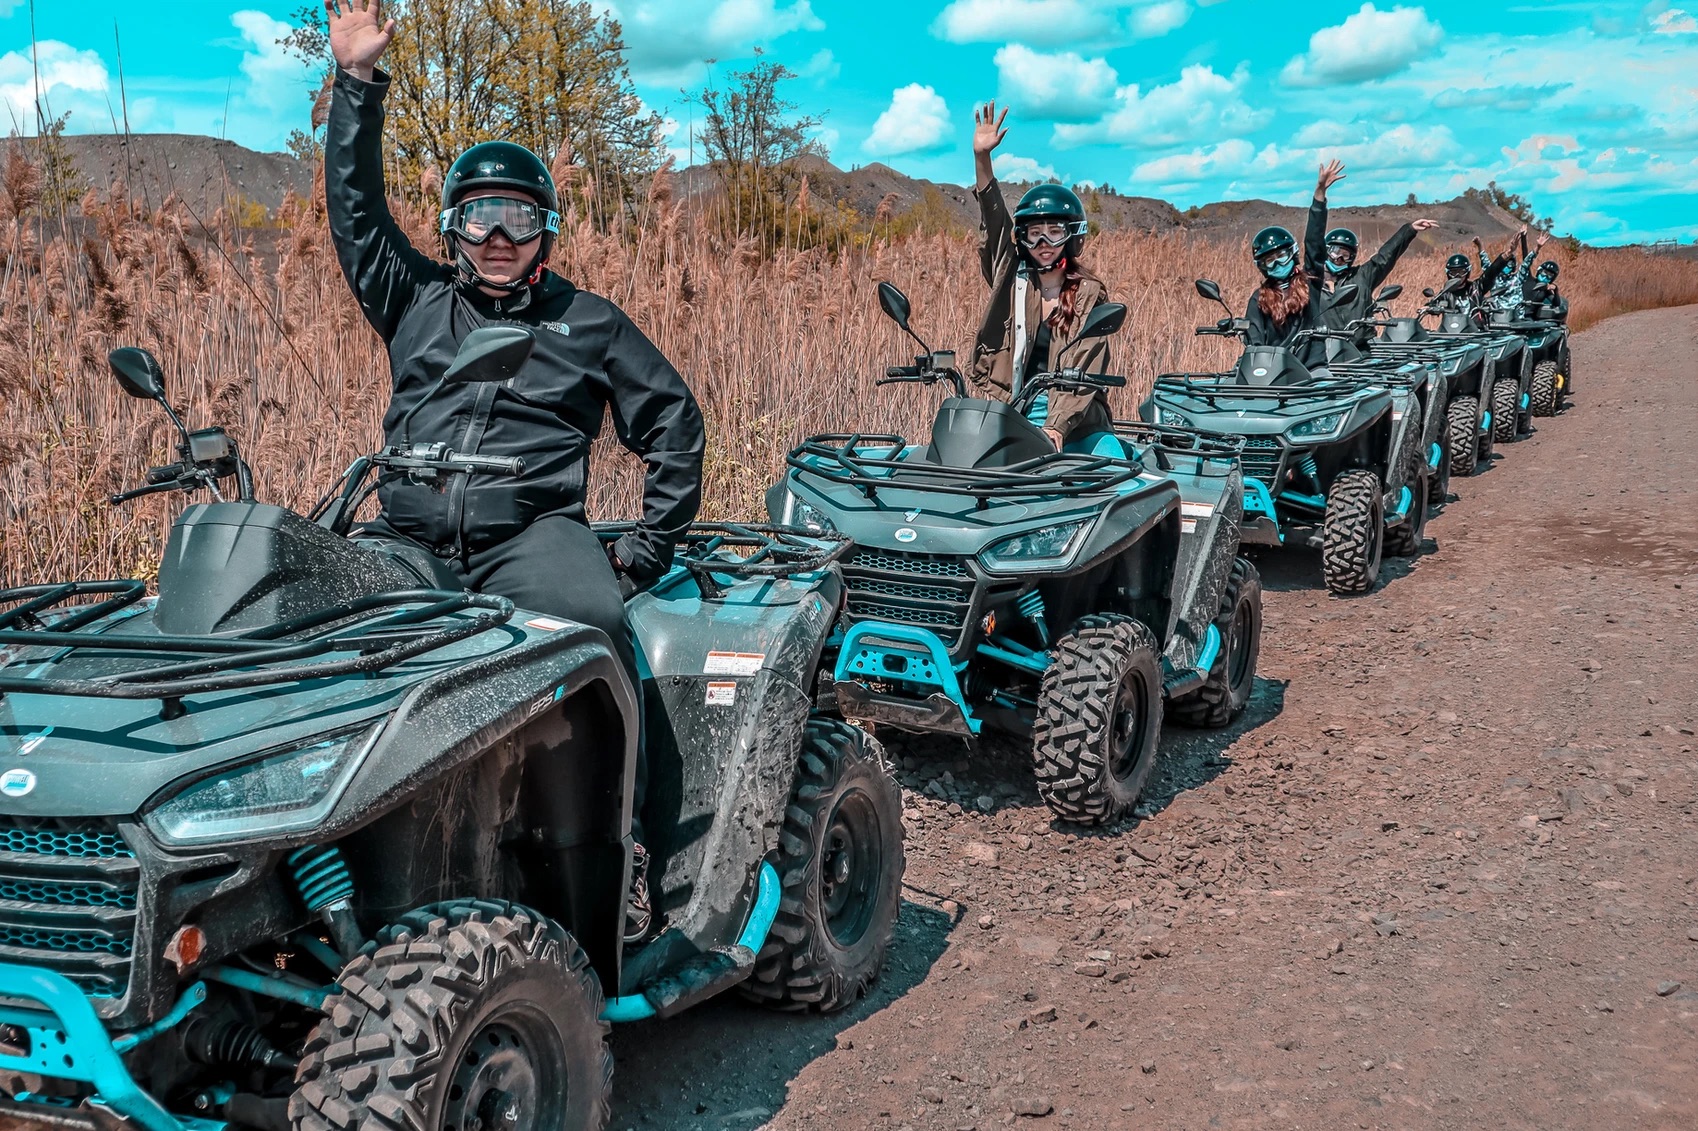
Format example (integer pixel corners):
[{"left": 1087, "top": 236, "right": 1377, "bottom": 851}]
[
  {"left": 1446, "top": 266, "right": 1469, "bottom": 276},
  {"left": 440, "top": 198, "right": 558, "bottom": 244},
  {"left": 1326, "top": 245, "right": 1355, "bottom": 263},
  {"left": 1018, "top": 223, "right": 1076, "bottom": 248},
  {"left": 1258, "top": 247, "right": 1296, "bottom": 269}
]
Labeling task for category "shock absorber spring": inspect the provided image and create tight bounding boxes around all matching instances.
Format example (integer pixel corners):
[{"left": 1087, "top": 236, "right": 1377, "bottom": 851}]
[
  {"left": 1298, "top": 454, "right": 1320, "bottom": 489},
  {"left": 1016, "top": 590, "right": 1050, "bottom": 648},
  {"left": 285, "top": 845, "right": 363, "bottom": 961}
]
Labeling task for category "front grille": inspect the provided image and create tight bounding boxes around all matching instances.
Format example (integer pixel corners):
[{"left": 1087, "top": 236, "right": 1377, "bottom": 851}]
[
  {"left": 1239, "top": 437, "right": 1283, "bottom": 486},
  {"left": 0, "top": 817, "right": 140, "bottom": 998},
  {"left": 841, "top": 547, "right": 977, "bottom": 648}
]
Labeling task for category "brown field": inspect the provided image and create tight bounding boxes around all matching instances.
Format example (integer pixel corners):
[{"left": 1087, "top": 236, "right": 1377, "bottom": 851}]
[{"left": 3, "top": 152, "right": 1696, "bottom": 585}]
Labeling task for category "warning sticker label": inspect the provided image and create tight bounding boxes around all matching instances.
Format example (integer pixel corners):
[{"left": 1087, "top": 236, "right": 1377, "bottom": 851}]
[
  {"left": 704, "top": 651, "right": 766, "bottom": 676},
  {"left": 705, "top": 681, "right": 737, "bottom": 706}
]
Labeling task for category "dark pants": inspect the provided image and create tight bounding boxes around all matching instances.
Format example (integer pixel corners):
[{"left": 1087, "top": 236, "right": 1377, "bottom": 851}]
[{"left": 366, "top": 515, "right": 647, "bottom": 841}]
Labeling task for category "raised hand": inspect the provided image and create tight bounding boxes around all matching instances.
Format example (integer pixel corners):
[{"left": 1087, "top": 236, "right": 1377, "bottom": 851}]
[
  {"left": 1411, "top": 218, "right": 1438, "bottom": 232},
  {"left": 327, "top": 0, "right": 395, "bottom": 81},
  {"left": 1316, "top": 159, "right": 1347, "bottom": 198},
  {"left": 1534, "top": 231, "right": 1550, "bottom": 250},
  {"left": 1471, "top": 235, "right": 1484, "bottom": 250},
  {"left": 973, "top": 101, "right": 1009, "bottom": 156}
]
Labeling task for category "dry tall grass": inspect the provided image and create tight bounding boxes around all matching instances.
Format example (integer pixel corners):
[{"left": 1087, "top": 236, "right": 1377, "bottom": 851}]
[{"left": 3, "top": 153, "right": 1696, "bottom": 585}]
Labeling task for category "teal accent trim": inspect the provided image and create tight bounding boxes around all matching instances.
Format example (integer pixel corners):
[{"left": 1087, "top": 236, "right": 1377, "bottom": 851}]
[
  {"left": 0, "top": 963, "right": 187, "bottom": 1131},
  {"left": 1195, "top": 624, "right": 1222, "bottom": 674},
  {"left": 286, "top": 846, "right": 355, "bottom": 914},
  {"left": 1520, "top": 391, "right": 1529, "bottom": 410},
  {"left": 736, "top": 862, "right": 782, "bottom": 952},
  {"left": 834, "top": 621, "right": 980, "bottom": 735},
  {"left": 1024, "top": 391, "right": 1050, "bottom": 427},
  {"left": 1429, "top": 442, "right": 1442, "bottom": 468},
  {"left": 1480, "top": 410, "right": 1492, "bottom": 432},
  {"left": 201, "top": 965, "right": 335, "bottom": 1011},
  {"left": 599, "top": 993, "right": 657, "bottom": 1023},
  {"left": 553, "top": 685, "right": 565, "bottom": 701},
  {"left": 1392, "top": 486, "right": 1413, "bottom": 519},
  {"left": 110, "top": 982, "right": 207, "bottom": 1054},
  {"left": 1279, "top": 490, "right": 1326, "bottom": 510},
  {"left": 1243, "top": 479, "right": 1277, "bottom": 519},
  {"left": 1064, "top": 431, "right": 1130, "bottom": 459},
  {"left": 977, "top": 640, "right": 1051, "bottom": 674}
]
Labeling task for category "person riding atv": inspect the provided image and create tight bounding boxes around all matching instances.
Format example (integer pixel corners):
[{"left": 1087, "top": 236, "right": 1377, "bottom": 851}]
[
  {"left": 1319, "top": 215, "right": 1439, "bottom": 340},
  {"left": 969, "top": 101, "right": 1114, "bottom": 451},
  {"left": 1526, "top": 259, "right": 1569, "bottom": 322},
  {"left": 1438, "top": 243, "right": 1514, "bottom": 327},
  {"left": 325, "top": 0, "right": 705, "bottom": 938},
  {"left": 1244, "top": 160, "right": 1347, "bottom": 374},
  {"left": 1477, "top": 226, "right": 1547, "bottom": 315}
]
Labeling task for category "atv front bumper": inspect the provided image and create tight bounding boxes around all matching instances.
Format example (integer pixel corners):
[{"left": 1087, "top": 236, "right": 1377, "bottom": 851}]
[{"left": 0, "top": 964, "right": 214, "bottom": 1131}]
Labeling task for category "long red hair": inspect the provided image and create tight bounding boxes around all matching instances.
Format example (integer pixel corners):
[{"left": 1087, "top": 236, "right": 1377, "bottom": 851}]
[
  {"left": 1044, "top": 246, "right": 1101, "bottom": 338},
  {"left": 1257, "top": 273, "right": 1309, "bottom": 329}
]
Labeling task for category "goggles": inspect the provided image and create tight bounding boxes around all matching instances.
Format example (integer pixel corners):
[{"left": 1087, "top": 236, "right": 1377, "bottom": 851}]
[
  {"left": 1325, "top": 244, "right": 1356, "bottom": 264},
  {"left": 439, "top": 196, "right": 562, "bottom": 245},
  {"left": 1257, "top": 246, "right": 1297, "bottom": 271},
  {"left": 1017, "top": 219, "right": 1086, "bottom": 248},
  {"left": 1445, "top": 264, "right": 1471, "bottom": 277}
]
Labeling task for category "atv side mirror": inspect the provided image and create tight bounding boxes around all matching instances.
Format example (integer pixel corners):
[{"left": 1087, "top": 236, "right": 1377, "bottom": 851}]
[
  {"left": 1440, "top": 276, "right": 1467, "bottom": 296},
  {"left": 1376, "top": 284, "right": 1403, "bottom": 303},
  {"left": 1194, "top": 279, "right": 1222, "bottom": 303},
  {"left": 1422, "top": 287, "right": 1436, "bottom": 298},
  {"left": 1076, "top": 302, "right": 1127, "bottom": 341},
  {"left": 1332, "top": 283, "right": 1360, "bottom": 308},
  {"left": 877, "top": 281, "right": 912, "bottom": 330},
  {"left": 444, "top": 325, "right": 536, "bottom": 383},
  {"left": 109, "top": 347, "right": 167, "bottom": 402}
]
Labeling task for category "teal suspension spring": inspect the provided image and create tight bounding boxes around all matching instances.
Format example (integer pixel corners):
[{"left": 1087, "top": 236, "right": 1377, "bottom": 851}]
[
  {"left": 1017, "top": 590, "right": 1050, "bottom": 647},
  {"left": 286, "top": 845, "right": 354, "bottom": 913}
]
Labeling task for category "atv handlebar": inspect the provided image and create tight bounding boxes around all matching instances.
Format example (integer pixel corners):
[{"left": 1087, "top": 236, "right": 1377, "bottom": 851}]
[
  {"left": 371, "top": 444, "right": 525, "bottom": 479},
  {"left": 877, "top": 357, "right": 968, "bottom": 397}
]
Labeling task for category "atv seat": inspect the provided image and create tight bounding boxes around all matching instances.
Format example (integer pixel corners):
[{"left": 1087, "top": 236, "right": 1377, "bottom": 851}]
[
  {"left": 352, "top": 533, "right": 466, "bottom": 592},
  {"left": 1062, "top": 431, "right": 1131, "bottom": 460}
]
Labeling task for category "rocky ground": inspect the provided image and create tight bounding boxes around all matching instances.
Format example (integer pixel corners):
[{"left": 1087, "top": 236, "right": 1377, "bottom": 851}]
[{"left": 611, "top": 304, "right": 1698, "bottom": 1130}]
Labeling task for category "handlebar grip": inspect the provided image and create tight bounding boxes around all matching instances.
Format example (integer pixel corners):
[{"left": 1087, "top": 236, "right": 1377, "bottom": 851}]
[
  {"left": 885, "top": 366, "right": 920, "bottom": 379},
  {"left": 451, "top": 454, "right": 525, "bottom": 476},
  {"left": 145, "top": 463, "right": 185, "bottom": 484}
]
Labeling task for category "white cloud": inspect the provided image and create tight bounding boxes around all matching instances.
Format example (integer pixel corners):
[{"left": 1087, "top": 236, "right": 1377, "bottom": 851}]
[
  {"left": 1053, "top": 64, "right": 1272, "bottom": 149},
  {"left": 1281, "top": 3, "right": 1444, "bottom": 87},
  {"left": 995, "top": 153, "right": 1060, "bottom": 182},
  {"left": 231, "top": 11, "right": 313, "bottom": 119},
  {"left": 994, "top": 44, "right": 1119, "bottom": 121},
  {"left": 1292, "top": 119, "right": 1368, "bottom": 147},
  {"left": 1131, "top": 0, "right": 1192, "bottom": 38},
  {"left": 932, "top": 0, "right": 1116, "bottom": 46},
  {"left": 865, "top": 84, "right": 953, "bottom": 157},
  {"left": 801, "top": 48, "right": 840, "bottom": 81},
  {"left": 0, "top": 40, "right": 109, "bottom": 129},
  {"left": 1128, "top": 124, "right": 1459, "bottom": 196},
  {"left": 1651, "top": 7, "right": 1698, "bottom": 33},
  {"left": 604, "top": 0, "right": 824, "bottom": 83},
  {"left": 1130, "top": 138, "right": 1261, "bottom": 189}
]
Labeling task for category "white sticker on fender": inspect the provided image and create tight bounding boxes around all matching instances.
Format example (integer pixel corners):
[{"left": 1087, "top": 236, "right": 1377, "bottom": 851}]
[
  {"left": 705, "top": 681, "right": 737, "bottom": 706},
  {"left": 525, "top": 617, "right": 570, "bottom": 631},
  {"left": 704, "top": 651, "right": 766, "bottom": 676}
]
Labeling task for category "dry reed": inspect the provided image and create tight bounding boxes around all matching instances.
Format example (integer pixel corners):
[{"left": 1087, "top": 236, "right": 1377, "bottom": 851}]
[{"left": 4, "top": 158, "right": 1696, "bottom": 585}]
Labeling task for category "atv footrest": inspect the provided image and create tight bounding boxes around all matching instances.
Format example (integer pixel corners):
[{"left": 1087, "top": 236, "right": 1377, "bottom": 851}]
[
  {"left": 833, "top": 680, "right": 977, "bottom": 736},
  {"left": 642, "top": 944, "right": 756, "bottom": 1020}
]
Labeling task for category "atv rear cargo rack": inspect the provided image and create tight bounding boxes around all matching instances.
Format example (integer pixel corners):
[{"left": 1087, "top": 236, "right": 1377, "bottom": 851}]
[
  {"left": 597, "top": 522, "right": 851, "bottom": 598},
  {"left": 0, "top": 583, "right": 513, "bottom": 718},
  {"left": 788, "top": 432, "right": 1143, "bottom": 508}
]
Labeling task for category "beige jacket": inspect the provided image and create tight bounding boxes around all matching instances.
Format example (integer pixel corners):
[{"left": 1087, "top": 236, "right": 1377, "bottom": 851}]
[{"left": 968, "top": 177, "right": 1113, "bottom": 442}]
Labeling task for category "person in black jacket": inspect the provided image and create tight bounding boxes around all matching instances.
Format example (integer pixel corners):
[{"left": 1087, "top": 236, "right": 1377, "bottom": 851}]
[
  {"left": 1319, "top": 216, "right": 1439, "bottom": 337},
  {"left": 1244, "top": 160, "right": 1346, "bottom": 373},
  {"left": 1525, "top": 260, "right": 1568, "bottom": 322},
  {"left": 326, "top": 0, "right": 704, "bottom": 941}
]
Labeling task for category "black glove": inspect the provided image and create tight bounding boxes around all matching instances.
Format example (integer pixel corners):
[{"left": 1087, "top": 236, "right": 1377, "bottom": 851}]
[{"left": 605, "top": 541, "right": 639, "bottom": 600}]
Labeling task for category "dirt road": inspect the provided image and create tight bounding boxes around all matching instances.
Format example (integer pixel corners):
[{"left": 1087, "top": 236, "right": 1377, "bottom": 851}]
[{"left": 612, "top": 304, "right": 1698, "bottom": 1130}]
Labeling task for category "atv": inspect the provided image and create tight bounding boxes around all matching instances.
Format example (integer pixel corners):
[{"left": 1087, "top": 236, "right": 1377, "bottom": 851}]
[
  {"left": 1489, "top": 301, "right": 1572, "bottom": 419},
  {"left": 0, "top": 329, "right": 904, "bottom": 1131},
  {"left": 767, "top": 283, "right": 1262, "bottom": 826},
  {"left": 1141, "top": 280, "right": 1433, "bottom": 596}
]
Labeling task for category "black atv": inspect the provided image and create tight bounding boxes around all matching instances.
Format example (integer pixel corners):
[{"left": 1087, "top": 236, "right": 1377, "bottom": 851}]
[
  {"left": 0, "top": 330, "right": 904, "bottom": 1131},
  {"left": 1491, "top": 301, "right": 1572, "bottom": 419},
  {"left": 768, "top": 284, "right": 1261, "bottom": 826},
  {"left": 1141, "top": 280, "right": 1433, "bottom": 596}
]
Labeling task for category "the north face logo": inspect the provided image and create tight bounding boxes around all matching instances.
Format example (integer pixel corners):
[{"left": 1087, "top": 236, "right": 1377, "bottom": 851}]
[{"left": 540, "top": 321, "right": 571, "bottom": 337}]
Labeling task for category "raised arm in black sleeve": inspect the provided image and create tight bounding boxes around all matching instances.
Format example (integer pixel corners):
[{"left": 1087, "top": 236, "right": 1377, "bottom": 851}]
[
  {"left": 1360, "top": 224, "right": 1418, "bottom": 294},
  {"left": 324, "top": 66, "right": 441, "bottom": 344},
  {"left": 1303, "top": 194, "right": 1328, "bottom": 282},
  {"left": 602, "top": 311, "right": 707, "bottom": 583}
]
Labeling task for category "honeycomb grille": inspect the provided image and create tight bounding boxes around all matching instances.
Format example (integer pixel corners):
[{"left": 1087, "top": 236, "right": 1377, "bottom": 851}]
[
  {"left": 0, "top": 822, "right": 133, "bottom": 859},
  {"left": 846, "top": 576, "right": 965, "bottom": 604},
  {"left": 845, "top": 548, "right": 969, "bottom": 577},
  {"left": 845, "top": 600, "right": 966, "bottom": 629},
  {"left": 0, "top": 877, "right": 136, "bottom": 909},
  {"left": 0, "top": 923, "right": 132, "bottom": 955},
  {"left": 1239, "top": 437, "right": 1282, "bottom": 486},
  {"left": 0, "top": 817, "right": 140, "bottom": 998}
]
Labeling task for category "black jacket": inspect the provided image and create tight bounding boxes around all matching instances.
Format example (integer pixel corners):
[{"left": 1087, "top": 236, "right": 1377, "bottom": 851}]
[
  {"left": 1323, "top": 222, "right": 1418, "bottom": 333},
  {"left": 325, "top": 67, "right": 704, "bottom": 581},
  {"left": 1525, "top": 281, "right": 1569, "bottom": 322},
  {"left": 1245, "top": 195, "right": 1329, "bottom": 371}
]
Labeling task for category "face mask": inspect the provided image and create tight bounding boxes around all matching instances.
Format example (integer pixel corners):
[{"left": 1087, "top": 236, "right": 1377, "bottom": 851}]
[
  {"left": 1324, "top": 259, "right": 1352, "bottom": 275},
  {"left": 1262, "top": 255, "right": 1296, "bottom": 281}
]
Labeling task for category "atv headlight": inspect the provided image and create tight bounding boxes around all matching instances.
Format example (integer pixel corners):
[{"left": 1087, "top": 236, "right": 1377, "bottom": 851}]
[
  {"left": 145, "top": 722, "right": 383, "bottom": 846},
  {"left": 788, "top": 495, "right": 838, "bottom": 534},
  {"left": 1287, "top": 411, "right": 1346, "bottom": 440},
  {"left": 981, "top": 521, "right": 1089, "bottom": 570},
  {"left": 1156, "top": 407, "right": 1193, "bottom": 428}
]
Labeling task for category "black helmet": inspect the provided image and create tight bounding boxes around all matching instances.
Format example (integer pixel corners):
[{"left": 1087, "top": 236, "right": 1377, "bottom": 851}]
[
  {"left": 1537, "top": 260, "right": 1559, "bottom": 281},
  {"left": 1014, "top": 183, "right": 1086, "bottom": 225},
  {"left": 1445, "top": 253, "right": 1471, "bottom": 276},
  {"left": 439, "top": 141, "right": 561, "bottom": 293},
  {"left": 1252, "top": 226, "right": 1296, "bottom": 259},
  {"left": 1324, "top": 227, "right": 1359, "bottom": 251}
]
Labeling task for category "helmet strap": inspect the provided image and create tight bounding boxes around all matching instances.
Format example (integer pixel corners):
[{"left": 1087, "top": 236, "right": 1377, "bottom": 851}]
[{"left": 451, "top": 237, "right": 548, "bottom": 295}]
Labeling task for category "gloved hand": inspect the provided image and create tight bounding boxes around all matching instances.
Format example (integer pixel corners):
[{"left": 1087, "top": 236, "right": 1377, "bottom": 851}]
[{"left": 604, "top": 541, "right": 639, "bottom": 600}]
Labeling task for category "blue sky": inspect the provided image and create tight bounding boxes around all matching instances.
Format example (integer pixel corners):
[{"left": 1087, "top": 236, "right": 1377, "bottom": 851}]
[{"left": 4, "top": 1, "right": 1695, "bottom": 244}]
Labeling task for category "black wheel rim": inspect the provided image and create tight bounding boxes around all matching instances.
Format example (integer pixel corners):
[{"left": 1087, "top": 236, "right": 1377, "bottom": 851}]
[
  {"left": 1109, "top": 665, "right": 1152, "bottom": 782},
  {"left": 820, "top": 789, "right": 881, "bottom": 950},
  {"left": 1226, "top": 597, "right": 1254, "bottom": 696},
  {"left": 442, "top": 1012, "right": 565, "bottom": 1131}
]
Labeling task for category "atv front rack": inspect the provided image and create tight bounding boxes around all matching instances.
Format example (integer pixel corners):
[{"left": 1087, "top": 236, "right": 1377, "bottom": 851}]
[
  {"left": 0, "top": 585, "right": 513, "bottom": 718},
  {"left": 1111, "top": 421, "right": 1244, "bottom": 478},
  {"left": 1152, "top": 373, "right": 1382, "bottom": 403},
  {"left": 788, "top": 432, "right": 1144, "bottom": 508},
  {"left": 596, "top": 522, "right": 851, "bottom": 598}
]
